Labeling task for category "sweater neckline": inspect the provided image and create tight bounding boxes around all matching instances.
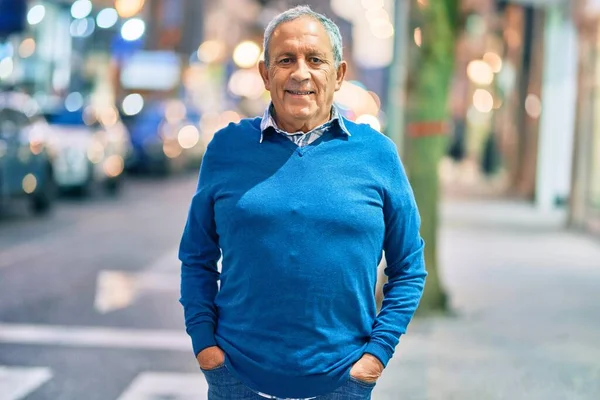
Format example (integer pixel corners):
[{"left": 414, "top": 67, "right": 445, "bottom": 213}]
[{"left": 272, "top": 128, "right": 331, "bottom": 157}]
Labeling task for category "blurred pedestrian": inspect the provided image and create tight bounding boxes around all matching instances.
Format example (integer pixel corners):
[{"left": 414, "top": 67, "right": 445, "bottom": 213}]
[{"left": 179, "top": 5, "right": 426, "bottom": 400}]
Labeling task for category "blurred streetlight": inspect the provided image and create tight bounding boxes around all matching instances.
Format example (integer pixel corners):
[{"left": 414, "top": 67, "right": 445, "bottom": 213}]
[
  {"left": 18, "top": 38, "right": 36, "bottom": 58},
  {"left": 71, "top": 0, "right": 92, "bottom": 20},
  {"left": 121, "top": 18, "right": 145, "bottom": 41},
  {"left": 122, "top": 93, "right": 144, "bottom": 115},
  {"left": 228, "top": 69, "right": 265, "bottom": 99},
  {"left": 483, "top": 52, "right": 503, "bottom": 73},
  {"left": 233, "top": 41, "right": 261, "bottom": 69},
  {"left": 525, "top": 94, "right": 542, "bottom": 119},
  {"left": 0, "top": 57, "right": 14, "bottom": 80},
  {"left": 115, "top": 0, "right": 145, "bottom": 18},
  {"left": 467, "top": 59, "right": 494, "bottom": 85},
  {"left": 97, "top": 8, "right": 119, "bottom": 29},
  {"left": 197, "top": 40, "right": 226, "bottom": 64},
  {"left": 178, "top": 125, "right": 200, "bottom": 149},
  {"left": 27, "top": 5, "right": 45, "bottom": 25},
  {"left": 70, "top": 18, "right": 95, "bottom": 38},
  {"left": 473, "top": 89, "right": 493, "bottom": 113},
  {"left": 65, "top": 92, "right": 84, "bottom": 112}
]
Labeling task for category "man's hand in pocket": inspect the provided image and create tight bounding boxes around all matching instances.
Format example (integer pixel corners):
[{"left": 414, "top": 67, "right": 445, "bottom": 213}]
[
  {"left": 349, "top": 354, "right": 384, "bottom": 383},
  {"left": 197, "top": 346, "right": 225, "bottom": 370}
]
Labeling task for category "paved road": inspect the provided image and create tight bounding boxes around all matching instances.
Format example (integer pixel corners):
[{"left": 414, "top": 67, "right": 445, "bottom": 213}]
[
  {"left": 0, "top": 174, "right": 202, "bottom": 400},
  {"left": 1, "top": 175, "right": 599, "bottom": 399}
]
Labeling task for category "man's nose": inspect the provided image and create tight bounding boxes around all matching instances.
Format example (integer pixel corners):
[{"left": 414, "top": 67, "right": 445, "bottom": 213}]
[{"left": 290, "top": 59, "right": 310, "bottom": 82}]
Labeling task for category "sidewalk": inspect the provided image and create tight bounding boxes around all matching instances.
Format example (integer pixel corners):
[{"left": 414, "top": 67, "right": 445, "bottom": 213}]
[{"left": 373, "top": 200, "right": 600, "bottom": 400}]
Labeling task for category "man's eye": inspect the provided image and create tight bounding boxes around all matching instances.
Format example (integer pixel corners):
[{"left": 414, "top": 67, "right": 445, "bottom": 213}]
[
  {"left": 279, "top": 58, "right": 292, "bottom": 64},
  {"left": 310, "top": 57, "right": 323, "bottom": 64}
]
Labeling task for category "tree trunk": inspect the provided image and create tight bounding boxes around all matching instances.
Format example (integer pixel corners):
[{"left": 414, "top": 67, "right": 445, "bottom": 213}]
[{"left": 406, "top": 0, "right": 459, "bottom": 314}]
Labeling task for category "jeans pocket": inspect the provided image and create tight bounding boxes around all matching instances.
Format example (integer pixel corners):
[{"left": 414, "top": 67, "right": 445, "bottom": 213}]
[
  {"left": 201, "top": 363, "right": 233, "bottom": 388},
  {"left": 349, "top": 376, "right": 377, "bottom": 389},
  {"left": 200, "top": 363, "right": 226, "bottom": 372}
]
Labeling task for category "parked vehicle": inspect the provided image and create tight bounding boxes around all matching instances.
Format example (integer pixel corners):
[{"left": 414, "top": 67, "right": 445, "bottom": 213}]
[
  {"left": 121, "top": 99, "right": 205, "bottom": 175},
  {"left": 0, "top": 92, "right": 55, "bottom": 215},
  {"left": 43, "top": 105, "right": 131, "bottom": 195}
]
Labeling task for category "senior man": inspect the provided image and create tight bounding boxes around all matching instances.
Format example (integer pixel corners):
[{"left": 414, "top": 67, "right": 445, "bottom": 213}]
[{"left": 179, "top": 5, "right": 426, "bottom": 400}]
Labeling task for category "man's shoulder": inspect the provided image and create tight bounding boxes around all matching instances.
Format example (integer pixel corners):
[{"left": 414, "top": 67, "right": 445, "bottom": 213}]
[
  {"left": 210, "top": 117, "right": 262, "bottom": 144},
  {"left": 343, "top": 118, "right": 397, "bottom": 153},
  {"left": 216, "top": 116, "right": 261, "bottom": 135}
]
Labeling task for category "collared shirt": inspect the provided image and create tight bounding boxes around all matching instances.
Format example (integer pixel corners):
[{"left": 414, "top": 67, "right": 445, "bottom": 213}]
[{"left": 259, "top": 103, "right": 350, "bottom": 146}]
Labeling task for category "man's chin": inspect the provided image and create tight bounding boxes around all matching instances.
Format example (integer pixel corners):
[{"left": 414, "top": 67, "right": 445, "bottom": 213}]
[{"left": 283, "top": 104, "right": 315, "bottom": 117}]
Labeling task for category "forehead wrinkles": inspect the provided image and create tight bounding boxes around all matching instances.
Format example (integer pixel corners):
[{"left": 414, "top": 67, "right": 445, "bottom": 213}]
[
  {"left": 270, "top": 18, "right": 333, "bottom": 57},
  {"left": 273, "top": 41, "right": 329, "bottom": 58}
]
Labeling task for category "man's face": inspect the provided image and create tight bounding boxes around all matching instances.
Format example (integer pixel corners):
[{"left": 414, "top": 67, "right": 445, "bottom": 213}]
[{"left": 259, "top": 17, "right": 347, "bottom": 132}]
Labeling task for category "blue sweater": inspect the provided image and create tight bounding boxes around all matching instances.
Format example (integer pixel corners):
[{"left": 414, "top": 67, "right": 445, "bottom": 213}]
[{"left": 179, "top": 117, "right": 426, "bottom": 398}]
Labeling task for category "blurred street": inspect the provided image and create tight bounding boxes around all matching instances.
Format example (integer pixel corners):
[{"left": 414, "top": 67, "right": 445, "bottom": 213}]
[
  {"left": 1, "top": 0, "right": 600, "bottom": 399},
  {"left": 0, "top": 174, "right": 598, "bottom": 400}
]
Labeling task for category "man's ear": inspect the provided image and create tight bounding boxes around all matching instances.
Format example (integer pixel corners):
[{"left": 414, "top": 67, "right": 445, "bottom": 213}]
[
  {"left": 335, "top": 61, "right": 347, "bottom": 91},
  {"left": 258, "top": 61, "right": 270, "bottom": 90}
]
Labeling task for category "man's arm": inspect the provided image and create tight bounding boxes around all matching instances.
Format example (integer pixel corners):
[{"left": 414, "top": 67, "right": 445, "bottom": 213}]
[
  {"left": 364, "top": 146, "right": 427, "bottom": 368},
  {"left": 179, "top": 148, "right": 222, "bottom": 359}
]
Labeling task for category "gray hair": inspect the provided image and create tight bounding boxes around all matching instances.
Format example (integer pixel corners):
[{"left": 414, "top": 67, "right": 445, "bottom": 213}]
[{"left": 263, "top": 5, "right": 343, "bottom": 68}]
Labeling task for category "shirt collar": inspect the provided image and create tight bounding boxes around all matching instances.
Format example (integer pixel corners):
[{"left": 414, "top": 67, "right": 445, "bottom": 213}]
[{"left": 259, "top": 103, "right": 350, "bottom": 143}]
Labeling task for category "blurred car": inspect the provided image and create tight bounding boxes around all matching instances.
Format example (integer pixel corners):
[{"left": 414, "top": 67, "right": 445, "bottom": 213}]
[
  {"left": 43, "top": 105, "right": 131, "bottom": 195},
  {"left": 120, "top": 99, "right": 205, "bottom": 175},
  {"left": 0, "top": 92, "right": 55, "bottom": 215}
]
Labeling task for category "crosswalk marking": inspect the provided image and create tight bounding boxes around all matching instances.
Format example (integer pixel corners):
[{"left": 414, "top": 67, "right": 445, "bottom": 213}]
[
  {"left": 117, "top": 372, "right": 208, "bottom": 400},
  {"left": 0, "top": 366, "right": 52, "bottom": 400},
  {"left": 94, "top": 270, "right": 180, "bottom": 313},
  {"left": 144, "top": 248, "right": 181, "bottom": 272},
  {"left": 0, "top": 323, "right": 190, "bottom": 351},
  {"left": 93, "top": 247, "right": 223, "bottom": 313},
  {"left": 94, "top": 247, "right": 181, "bottom": 313}
]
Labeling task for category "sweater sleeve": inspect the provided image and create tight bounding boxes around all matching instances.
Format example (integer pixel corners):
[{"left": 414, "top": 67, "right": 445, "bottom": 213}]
[
  {"left": 364, "top": 145, "right": 427, "bottom": 367},
  {"left": 178, "top": 142, "right": 222, "bottom": 357}
]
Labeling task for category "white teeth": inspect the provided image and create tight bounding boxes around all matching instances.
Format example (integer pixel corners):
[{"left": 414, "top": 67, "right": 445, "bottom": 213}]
[{"left": 289, "top": 90, "right": 311, "bottom": 95}]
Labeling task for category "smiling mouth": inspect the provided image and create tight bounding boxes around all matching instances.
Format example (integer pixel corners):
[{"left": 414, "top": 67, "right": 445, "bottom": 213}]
[{"left": 286, "top": 90, "right": 314, "bottom": 95}]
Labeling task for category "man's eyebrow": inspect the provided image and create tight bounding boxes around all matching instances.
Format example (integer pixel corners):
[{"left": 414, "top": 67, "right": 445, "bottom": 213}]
[
  {"left": 274, "top": 52, "right": 296, "bottom": 59},
  {"left": 274, "top": 50, "right": 329, "bottom": 59},
  {"left": 306, "top": 50, "right": 327, "bottom": 57}
]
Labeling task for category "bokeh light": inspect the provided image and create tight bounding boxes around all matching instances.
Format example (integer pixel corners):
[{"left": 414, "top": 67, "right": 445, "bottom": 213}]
[
  {"left": 483, "top": 52, "right": 503, "bottom": 73},
  {"left": 473, "top": 89, "right": 494, "bottom": 113},
  {"left": 65, "top": 92, "right": 84, "bottom": 112},
  {"left": 197, "top": 40, "right": 226, "bottom": 64},
  {"left": 121, "top": 19, "right": 145, "bottom": 41},
  {"left": 18, "top": 38, "right": 36, "bottom": 58},
  {"left": 525, "top": 94, "right": 542, "bottom": 119},
  {"left": 122, "top": 94, "right": 144, "bottom": 116},
  {"left": 233, "top": 41, "right": 262, "bottom": 69},
  {"left": 27, "top": 5, "right": 46, "bottom": 25},
  {"left": 97, "top": 8, "right": 119, "bottom": 29},
  {"left": 115, "top": 0, "right": 145, "bottom": 18},
  {"left": 71, "top": 0, "right": 92, "bottom": 20},
  {"left": 178, "top": 125, "right": 200, "bottom": 149},
  {"left": 467, "top": 60, "right": 494, "bottom": 86}
]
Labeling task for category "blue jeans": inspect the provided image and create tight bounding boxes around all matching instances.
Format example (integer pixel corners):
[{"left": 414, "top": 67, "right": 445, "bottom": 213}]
[{"left": 202, "top": 364, "right": 376, "bottom": 399}]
